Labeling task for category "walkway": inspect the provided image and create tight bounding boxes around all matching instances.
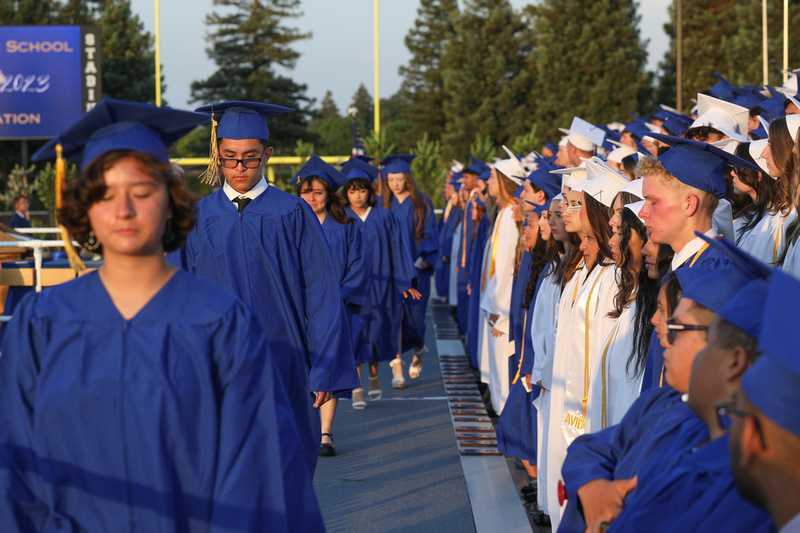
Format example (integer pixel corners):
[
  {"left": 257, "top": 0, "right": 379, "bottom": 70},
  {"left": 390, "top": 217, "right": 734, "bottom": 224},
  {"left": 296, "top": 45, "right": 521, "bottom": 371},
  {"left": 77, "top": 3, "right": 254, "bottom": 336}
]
[{"left": 313, "top": 300, "right": 543, "bottom": 533}]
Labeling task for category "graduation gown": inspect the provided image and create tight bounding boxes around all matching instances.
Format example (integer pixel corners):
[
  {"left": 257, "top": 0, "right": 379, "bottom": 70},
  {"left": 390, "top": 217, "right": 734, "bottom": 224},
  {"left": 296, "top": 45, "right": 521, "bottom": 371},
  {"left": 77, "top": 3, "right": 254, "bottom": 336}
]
[
  {"left": 448, "top": 221, "right": 462, "bottom": 305},
  {"left": 389, "top": 194, "right": 440, "bottom": 352},
  {"left": 737, "top": 208, "right": 794, "bottom": 266},
  {"left": 346, "top": 206, "right": 415, "bottom": 363},
  {"left": 435, "top": 203, "right": 461, "bottom": 301},
  {"left": 0, "top": 271, "right": 323, "bottom": 532},
  {"left": 544, "top": 261, "right": 617, "bottom": 529},
  {"left": 167, "top": 186, "right": 359, "bottom": 474},
  {"left": 608, "top": 435, "right": 773, "bottom": 533},
  {"left": 478, "top": 206, "right": 520, "bottom": 414},
  {"left": 456, "top": 194, "right": 478, "bottom": 333},
  {"left": 466, "top": 213, "right": 489, "bottom": 368},
  {"left": 558, "top": 386, "right": 708, "bottom": 533}
]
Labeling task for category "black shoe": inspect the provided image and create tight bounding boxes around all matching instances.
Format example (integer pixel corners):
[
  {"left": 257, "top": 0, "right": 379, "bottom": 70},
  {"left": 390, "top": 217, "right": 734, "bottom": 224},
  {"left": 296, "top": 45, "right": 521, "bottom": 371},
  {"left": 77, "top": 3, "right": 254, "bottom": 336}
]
[
  {"left": 531, "top": 511, "right": 551, "bottom": 527},
  {"left": 521, "top": 478, "right": 538, "bottom": 495},
  {"left": 319, "top": 433, "right": 336, "bottom": 457}
]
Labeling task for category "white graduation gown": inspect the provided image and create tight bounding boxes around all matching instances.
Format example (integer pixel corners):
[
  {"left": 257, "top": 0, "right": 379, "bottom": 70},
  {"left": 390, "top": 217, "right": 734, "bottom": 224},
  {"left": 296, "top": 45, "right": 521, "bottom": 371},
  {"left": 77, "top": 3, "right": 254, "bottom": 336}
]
[
  {"left": 478, "top": 207, "right": 519, "bottom": 415},
  {"left": 530, "top": 270, "right": 562, "bottom": 515},
  {"left": 544, "top": 261, "right": 617, "bottom": 530},
  {"left": 737, "top": 208, "right": 795, "bottom": 266}
]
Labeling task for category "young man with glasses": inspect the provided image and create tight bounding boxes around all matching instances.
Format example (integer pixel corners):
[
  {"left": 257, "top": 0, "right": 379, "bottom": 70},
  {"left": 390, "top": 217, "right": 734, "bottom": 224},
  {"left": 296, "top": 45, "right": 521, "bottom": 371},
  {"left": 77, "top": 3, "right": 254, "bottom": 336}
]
[{"left": 168, "top": 101, "right": 359, "bottom": 478}]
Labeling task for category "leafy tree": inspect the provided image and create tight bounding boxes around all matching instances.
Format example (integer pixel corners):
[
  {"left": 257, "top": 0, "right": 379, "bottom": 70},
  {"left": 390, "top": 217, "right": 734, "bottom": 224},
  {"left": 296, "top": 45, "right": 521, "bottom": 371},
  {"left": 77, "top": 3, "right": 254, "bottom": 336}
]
[
  {"left": 440, "top": 0, "right": 535, "bottom": 160},
  {"left": 527, "top": 0, "right": 649, "bottom": 142},
  {"left": 190, "top": 0, "right": 314, "bottom": 151},
  {"left": 319, "top": 90, "right": 340, "bottom": 119},
  {"left": 508, "top": 124, "right": 540, "bottom": 158},
  {"left": 411, "top": 133, "right": 444, "bottom": 208},
  {"left": 291, "top": 140, "right": 315, "bottom": 177},
  {"left": 363, "top": 130, "right": 395, "bottom": 163},
  {"left": 399, "top": 0, "right": 458, "bottom": 144},
  {"left": 349, "top": 84, "right": 374, "bottom": 133},
  {"left": 470, "top": 134, "right": 497, "bottom": 164},
  {"left": 315, "top": 117, "right": 351, "bottom": 155},
  {"left": 2, "top": 164, "right": 38, "bottom": 211},
  {"left": 0, "top": 0, "right": 60, "bottom": 24}
]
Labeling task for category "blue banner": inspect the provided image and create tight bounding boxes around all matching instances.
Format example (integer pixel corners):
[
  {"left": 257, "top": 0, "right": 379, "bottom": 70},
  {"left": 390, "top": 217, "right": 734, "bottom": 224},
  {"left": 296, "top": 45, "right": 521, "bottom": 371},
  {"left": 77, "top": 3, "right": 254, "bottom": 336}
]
[{"left": 0, "top": 26, "right": 85, "bottom": 139}]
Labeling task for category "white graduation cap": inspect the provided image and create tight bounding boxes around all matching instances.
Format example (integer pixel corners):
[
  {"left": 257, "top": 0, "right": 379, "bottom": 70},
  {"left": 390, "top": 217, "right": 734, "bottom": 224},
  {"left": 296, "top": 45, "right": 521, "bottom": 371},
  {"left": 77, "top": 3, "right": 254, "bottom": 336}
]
[
  {"left": 758, "top": 115, "right": 772, "bottom": 134},
  {"left": 659, "top": 103, "right": 683, "bottom": 115},
  {"left": 778, "top": 69, "right": 800, "bottom": 96},
  {"left": 558, "top": 135, "right": 569, "bottom": 147},
  {"left": 558, "top": 116, "right": 606, "bottom": 152},
  {"left": 691, "top": 93, "right": 749, "bottom": 135},
  {"left": 711, "top": 128, "right": 748, "bottom": 153},
  {"left": 493, "top": 145, "right": 526, "bottom": 185},
  {"left": 450, "top": 159, "right": 464, "bottom": 173},
  {"left": 551, "top": 165, "right": 587, "bottom": 189},
  {"left": 606, "top": 122, "right": 626, "bottom": 133},
  {"left": 786, "top": 114, "right": 800, "bottom": 140},
  {"left": 619, "top": 177, "right": 643, "bottom": 199},
  {"left": 748, "top": 139, "right": 772, "bottom": 177},
  {"left": 607, "top": 141, "right": 637, "bottom": 163},
  {"left": 624, "top": 199, "right": 646, "bottom": 224},
  {"left": 582, "top": 170, "right": 629, "bottom": 207}
]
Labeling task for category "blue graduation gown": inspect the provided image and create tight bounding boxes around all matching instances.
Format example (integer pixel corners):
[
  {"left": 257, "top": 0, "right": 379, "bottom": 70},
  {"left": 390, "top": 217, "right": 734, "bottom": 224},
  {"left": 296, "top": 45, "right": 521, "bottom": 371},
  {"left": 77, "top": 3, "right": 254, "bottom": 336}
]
[
  {"left": 346, "top": 206, "right": 415, "bottom": 363},
  {"left": 8, "top": 212, "right": 29, "bottom": 229},
  {"left": 508, "top": 251, "right": 533, "bottom": 385},
  {"left": 496, "top": 259, "right": 545, "bottom": 462},
  {"left": 167, "top": 187, "right": 359, "bottom": 473},
  {"left": 559, "top": 386, "right": 708, "bottom": 532},
  {"left": 456, "top": 196, "right": 476, "bottom": 333},
  {"left": 435, "top": 205, "right": 462, "bottom": 301},
  {"left": 467, "top": 214, "right": 489, "bottom": 369},
  {"left": 389, "top": 194, "right": 440, "bottom": 351},
  {"left": 0, "top": 271, "right": 323, "bottom": 532},
  {"left": 645, "top": 246, "right": 730, "bottom": 389},
  {"left": 608, "top": 436, "right": 774, "bottom": 532}
]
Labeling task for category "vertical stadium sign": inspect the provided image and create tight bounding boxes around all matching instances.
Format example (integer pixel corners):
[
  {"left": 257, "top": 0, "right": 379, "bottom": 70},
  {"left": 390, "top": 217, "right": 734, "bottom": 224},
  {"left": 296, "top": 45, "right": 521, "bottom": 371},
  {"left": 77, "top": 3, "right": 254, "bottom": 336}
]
[{"left": 0, "top": 25, "right": 101, "bottom": 139}]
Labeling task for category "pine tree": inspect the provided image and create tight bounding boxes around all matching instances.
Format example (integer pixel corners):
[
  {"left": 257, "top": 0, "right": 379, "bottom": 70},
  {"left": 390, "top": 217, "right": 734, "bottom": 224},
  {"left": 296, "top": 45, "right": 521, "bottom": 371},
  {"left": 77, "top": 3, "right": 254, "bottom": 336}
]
[
  {"left": 190, "top": 0, "right": 314, "bottom": 150},
  {"left": 350, "top": 84, "right": 374, "bottom": 133},
  {"left": 320, "top": 90, "right": 340, "bottom": 119},
  {"left": 0, "top": 0, "right": 60, "bottom": 24},
  {"left": 440, "top": 0, "right": 536, "bottom": 160},
  {"left": 412, "top": 133, "right": 444, "bottom": 208},
  {"left": 528, "top": 0, "right": 649, "bottom": 141},
  {"left": 399, "top": 0, "right": 458, "bottom": 145}
]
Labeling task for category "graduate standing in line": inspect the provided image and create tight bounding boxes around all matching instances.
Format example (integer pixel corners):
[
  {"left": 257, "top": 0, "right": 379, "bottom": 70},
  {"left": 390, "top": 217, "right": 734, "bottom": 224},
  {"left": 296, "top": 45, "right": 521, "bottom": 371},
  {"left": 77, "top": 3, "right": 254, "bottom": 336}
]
[
  {"left": 340, "top": 157, "right": 419, "bottom": 402},
  {"left": 167, "top": 101, "right": 359, "bottom": 474},
  {"left": 435, "top": 172, "right": 461, "bottom": 302},
  {"left": 2, "top": 98, "right": 323, "bottom": 531},
  {"left": 466, "top": 182, "right": 490, "bottom": 368},
  {"left": 294, "top": 155, "right": 370, "bottom": 456},
  {"left": 381, "top": 154, "right": 440, "bottom": 387}
]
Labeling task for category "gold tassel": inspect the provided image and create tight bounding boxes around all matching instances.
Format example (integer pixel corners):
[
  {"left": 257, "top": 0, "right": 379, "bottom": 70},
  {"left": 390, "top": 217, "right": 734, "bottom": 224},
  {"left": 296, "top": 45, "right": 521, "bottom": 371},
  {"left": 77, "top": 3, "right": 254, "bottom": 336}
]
[
  {"left": 55, "top": 143, "right": 86, "bottom": 273},
  {"left": 199, "top": 118, "right": 221, "bottom": 187}
]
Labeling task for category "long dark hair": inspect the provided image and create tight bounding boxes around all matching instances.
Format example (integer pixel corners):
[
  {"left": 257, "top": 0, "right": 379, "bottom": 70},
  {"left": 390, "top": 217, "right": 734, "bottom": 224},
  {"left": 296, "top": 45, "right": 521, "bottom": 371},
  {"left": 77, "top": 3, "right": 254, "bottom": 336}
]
[
  {"left": 583, "top": 193, "right": 614, "bottom": 270},
  {"left": 524, "top": 232, "right": 562, "bottom": 308},
  {"left": 382, "top": 171, "right": 430, "bottom": 242},
  {"left": 768, "top": 117, "right": 795, "bottom": 212},
  {"left": 732, "top": 142, "right": 777, "bottom": 244},
  {"left": 297, "top": 176, "right": 352, "bottom": 225},
  {"left": 342, "top": 177, "right": 378, "bottom": 207}
]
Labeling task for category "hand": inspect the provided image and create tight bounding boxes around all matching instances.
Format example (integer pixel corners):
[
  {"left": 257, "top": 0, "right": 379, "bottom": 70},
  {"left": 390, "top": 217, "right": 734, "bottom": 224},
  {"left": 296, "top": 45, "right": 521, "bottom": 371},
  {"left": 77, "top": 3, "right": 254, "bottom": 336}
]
[
  {"left": 313, "top": 391, "right": 333, "bottom": 408},
  {"left": 578, "top": 477, "right": 638, "bottom": 533},
  {"left": 442, "top": 256, "right": 450, "bottom": 263},
  {"left": 536, "top": 380, "right": 546, "bottom": 391},
  {"left": 490, "top": 326, "right": 503, "bottom": 337},
  {"left": 467, "top": 284, "right": 471, "bottom": 296},
  {"left": 523, "top": 374, "right": 532, "bottom": 390},
  {"left": 403, "top": 287, "right": 422, "bottom": 300}
]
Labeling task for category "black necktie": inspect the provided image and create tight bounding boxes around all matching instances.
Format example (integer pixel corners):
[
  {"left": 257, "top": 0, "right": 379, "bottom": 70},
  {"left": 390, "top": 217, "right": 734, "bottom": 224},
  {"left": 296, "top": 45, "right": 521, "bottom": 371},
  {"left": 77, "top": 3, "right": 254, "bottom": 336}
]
[{"left": 233, "top": 196, "right": 252, "bottom": 212}]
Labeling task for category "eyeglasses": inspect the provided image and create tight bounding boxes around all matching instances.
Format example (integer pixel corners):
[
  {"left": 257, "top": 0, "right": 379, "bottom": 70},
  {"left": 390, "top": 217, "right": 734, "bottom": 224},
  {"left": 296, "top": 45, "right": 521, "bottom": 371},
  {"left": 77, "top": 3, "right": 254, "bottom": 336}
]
[
  {"left": 665, "top": 317, "right": 709, "bottom": 345},
  {"left": 220, "top": 157, "right": 262, "bottom": 169},
  {"left": 715, "top": 401, "right": 768, "bottom": 449}
]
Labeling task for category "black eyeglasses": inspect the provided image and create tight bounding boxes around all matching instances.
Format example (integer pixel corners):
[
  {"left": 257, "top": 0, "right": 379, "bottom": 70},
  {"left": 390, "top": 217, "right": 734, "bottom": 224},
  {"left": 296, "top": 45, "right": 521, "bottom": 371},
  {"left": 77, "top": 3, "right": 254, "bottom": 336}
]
[
  {"left": 220, "top": 157, "right": 262, "bottom": 169},
  {"left": 715, "top": 401, "right": 768, "bottom": 449},
  {"left": 665, "top": 317, "right": 709, "bottom": 345}
]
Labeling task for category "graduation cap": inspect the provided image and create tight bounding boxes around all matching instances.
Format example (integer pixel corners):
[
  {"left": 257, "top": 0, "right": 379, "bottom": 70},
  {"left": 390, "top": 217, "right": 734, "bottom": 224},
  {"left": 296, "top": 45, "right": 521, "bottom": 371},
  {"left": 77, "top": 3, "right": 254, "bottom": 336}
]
[
  {"left": 494, "top": 146, "right": 526, "bottom": 185},
  {"left": 581, "top": 169, "right": 630, "bottom": 208},
  {"left": 354, "top": 154, "right": 374, "bottom": 163},
  {"left": 292, "top": 154, "right": 348, "bottom": 190},
  {"left": 784, "top": 113, "right": 800, "bottom": 139},
  {"left": 619, "top": 177, "right": 644, "bottom": 200},
  {"left": 543, "top": 140, "right": 558, "bottom": 154},
  {"left": 624, "top": 199, "right": 646, "bottom": 224},
  {"left": 513, "top": 185, "right": 524, "bottom": 198},
  {"left": 741, "top": 267, "right": 800, "bottom": 437},
  {"left": 558, "top": 116, "right": 606, "bottom": 152},
  {"left": 648, "top": 133, "right": 764, "bottom": 199},
  {"left": 606, "top": 141, "right": 637, "bottom": 164},
  {"left": 450, "top": 160, "right": 464, "bottom": 173},
  {"left": 341, "top": 156, "right": 380, "bottom": 182},
  {"left": 747, "top": 140, "right": 771, "bottom": 177},
  {"left": 464, "top": 156, "right": 490, "bottom": 176},
  {"left": 691, "top": 93, "right": 749, "bottom": 135},
  {"left": 193, "top": 100, "right": 294, "bottom": 186},
  {"left": 519, "top": 165, "right": 562, "bottom": 199},
  {"left": 478, "top": 169, "right": 492, "bottom": 182},
  {"left": 551, "top": 165, "right": 587, "bottom": 189},
  {"left": 379, "top": 154, "right": 417, "bottom": 174},
  {"left": 32, "top": 97, "right": 209, "bottom": 170},
  {"left": 549, "top": 193, "right": 563, "bottom": 208}
]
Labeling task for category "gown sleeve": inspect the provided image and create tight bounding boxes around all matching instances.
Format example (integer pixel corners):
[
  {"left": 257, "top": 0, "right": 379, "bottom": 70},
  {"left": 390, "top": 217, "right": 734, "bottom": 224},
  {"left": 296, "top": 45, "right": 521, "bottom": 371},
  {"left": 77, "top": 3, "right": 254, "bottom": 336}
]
[
  {"left": 419, "top": 198, "right": 440, "bottom": 268},
  {"left": 339, "top": 221, "right": 372, "bottom": 311},
  {"left": 387, "top": 210, "right": 415, "bottom": 292}
]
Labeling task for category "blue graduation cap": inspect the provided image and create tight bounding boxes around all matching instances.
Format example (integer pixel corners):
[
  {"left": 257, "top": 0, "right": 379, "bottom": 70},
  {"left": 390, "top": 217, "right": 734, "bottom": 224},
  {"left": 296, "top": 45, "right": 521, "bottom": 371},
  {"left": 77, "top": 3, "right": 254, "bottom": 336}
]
[
  {"left": 648, "top": 133, "right": 764, "bottom": 199},
  {"left": 341, "top": 157, "right": 379, "bottom": 182},
  {"left": 475, "top": 196, "right": 486, "bottom": 209},
  {"left": 523, "top": 166, "right": 562, "bottom": 199},
  {"left": 673, "top": 267, "right": 712, "bottom": 294},
  {"left": 450, "top": 171, "right": 463, "bottom": 184},
  {"left": 464, "top": 156, "right": 490, "bottom": 176},
  {"left": 195, "top": 100, "right": 293, "bottom": 142},
  {"left": 478, "top": 169, "right": 491, "bottom": 182},
  {"left": 748, "top": 124, "right": 768, "bottom": 139},
  {"left": 354, "top": 154, "right": 374, "bottom": 163},
  {"left": 453, "top": 180, "right": 463, "bottom": 192},
  {"left": 291, "top": 154, "right": 347, "bottom": 190},
  {"left": 681, "top": 265, "right": 752, "bottom": 314},
  {"left": 31, "top": 97, "right": 210, "bottom": 170},
  {"left": 379, "top": 154, "right": 417, "bottom": 174},
  {"left": 543, "top": 141, "right": 558, "bottom": 154},
  {"left": 742, "top": 268, "right": 800, "bottom": 437},
  {"left": 513, "top": 185, "right": 523, "bottom": 198}
]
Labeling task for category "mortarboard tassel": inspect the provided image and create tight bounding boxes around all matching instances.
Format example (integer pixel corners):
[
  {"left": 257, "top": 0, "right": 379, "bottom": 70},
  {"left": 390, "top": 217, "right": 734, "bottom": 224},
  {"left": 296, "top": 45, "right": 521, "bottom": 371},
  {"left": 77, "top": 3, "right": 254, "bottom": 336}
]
[
  {"left": 199, "top": 118, "right": 222, "bottom": 187},
  {"left": 55, "top": 143, "right": 86, "bottom": 273}
]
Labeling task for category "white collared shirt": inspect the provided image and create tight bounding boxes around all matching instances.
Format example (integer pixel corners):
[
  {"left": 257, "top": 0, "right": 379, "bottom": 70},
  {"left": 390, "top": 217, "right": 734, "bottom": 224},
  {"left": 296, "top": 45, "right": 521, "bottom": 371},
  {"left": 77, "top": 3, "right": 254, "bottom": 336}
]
[
  {"left": 780, "top": 512, "right": 800, "bottom": 533},
  {"left": 356, "top": 206, "right": 372, "bottom": 222},
  {"left": 223, "top": 175, "right": 268, "bottom": 202},
  {"left": 671, "top": 228, "right": 716, "bottom": 270}
]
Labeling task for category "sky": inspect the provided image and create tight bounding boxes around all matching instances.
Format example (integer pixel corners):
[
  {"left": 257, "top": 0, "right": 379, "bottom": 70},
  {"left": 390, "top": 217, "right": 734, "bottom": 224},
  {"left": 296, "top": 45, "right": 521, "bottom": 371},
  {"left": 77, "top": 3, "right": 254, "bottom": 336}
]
[{"left": 128, "top": 0, "right": 671, "bottom": 112}]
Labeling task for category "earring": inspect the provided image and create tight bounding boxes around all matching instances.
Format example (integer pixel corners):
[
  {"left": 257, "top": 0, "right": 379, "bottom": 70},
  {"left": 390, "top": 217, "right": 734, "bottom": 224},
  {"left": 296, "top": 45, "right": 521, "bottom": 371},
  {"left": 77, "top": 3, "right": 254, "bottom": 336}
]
[
  {"left": 84, "top": 231, "right": 100, "bottom": 251},
  {"left": 163, "top": 218, "right": 174, "bottom": 245}
]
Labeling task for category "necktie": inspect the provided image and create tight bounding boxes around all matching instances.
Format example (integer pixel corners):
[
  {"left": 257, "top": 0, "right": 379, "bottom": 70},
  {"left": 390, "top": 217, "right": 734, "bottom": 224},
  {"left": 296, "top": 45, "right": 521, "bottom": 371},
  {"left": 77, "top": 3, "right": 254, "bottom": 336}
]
[{"left": 233, "top": 196, "right": 252, "bottom": 212}]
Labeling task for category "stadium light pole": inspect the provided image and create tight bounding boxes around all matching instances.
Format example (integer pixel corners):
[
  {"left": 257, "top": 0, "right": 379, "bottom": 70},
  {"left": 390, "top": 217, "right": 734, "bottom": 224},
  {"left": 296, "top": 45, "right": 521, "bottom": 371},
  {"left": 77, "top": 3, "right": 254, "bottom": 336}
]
[
  {"left": 155, "top": 0, "right": 162, "bottom": 106},
  {"left": 785, "top": 0, "right": 789, "bottom": 82},
  {"left": 374, "top": 0, "right": 380, "bottom": 136}
]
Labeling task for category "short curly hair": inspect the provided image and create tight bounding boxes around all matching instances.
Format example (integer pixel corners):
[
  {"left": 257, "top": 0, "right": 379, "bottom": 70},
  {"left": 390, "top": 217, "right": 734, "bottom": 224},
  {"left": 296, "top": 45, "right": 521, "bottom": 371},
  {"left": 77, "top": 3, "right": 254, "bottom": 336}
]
[
  {"left": 59, "top": 150, "right": 196, "bottom": 253},
  {"left": 635, "top": 155, "right": 719, "bottom": 217}
]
